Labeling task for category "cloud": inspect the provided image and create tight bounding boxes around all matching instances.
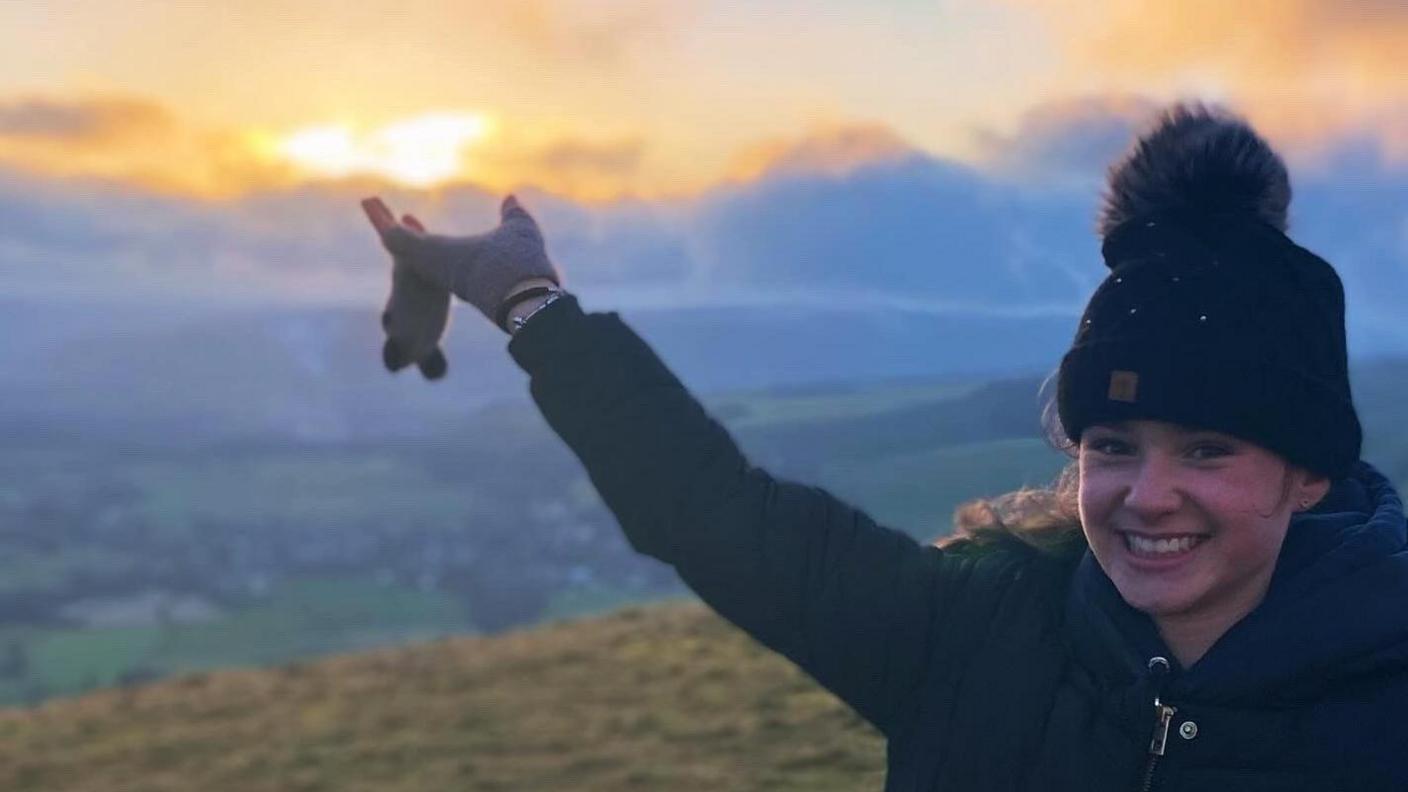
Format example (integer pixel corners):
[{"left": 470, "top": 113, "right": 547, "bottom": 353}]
[
  {"left": 0, "top": 97, "right": 166, "bottom": 140},
  {"left": 693, "top": 156, "right": 1100, "bottom": 311},
  {"left": 0, "top": 138, "right": 1099, "bottom": 309},
  {"left": 472, "top": 135, "right": 651, "bottom": 202},
  {"left": 480, "top": 0, "right": 692, "bottom": 65},
  {"left": 0, "top": 93, "right": 668, "bottom": 203},
  {"left": 0, "top": 95, "right": 299, "bottom": 198},
  {"left": 536, "top": 139, "right": 644, "bottom": 173},
  {"left": 970, "top": 95, "right": 1160, "bottom": 184},
  {"left": 3, "top": 109, "right": 1407, "bottom": 357},
  {"left": 1009, "top": 0, "right": 1408, "bottom": 163},
  {"left": 724, "top": 123, "right": 920, "bottom": 182},
  {"left": 0, "top": 94, "right": 922, "bottom": 204}
]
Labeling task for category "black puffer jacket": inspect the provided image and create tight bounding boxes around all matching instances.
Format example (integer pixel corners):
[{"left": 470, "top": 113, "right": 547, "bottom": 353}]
[{"left": 507, "top": 293, "right": 1408, "bottom": 791}]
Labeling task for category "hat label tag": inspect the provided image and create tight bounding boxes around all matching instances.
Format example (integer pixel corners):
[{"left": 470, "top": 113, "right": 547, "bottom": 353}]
[{"left": 1109, "top": 370, "right": 1139, "bottom": 403}]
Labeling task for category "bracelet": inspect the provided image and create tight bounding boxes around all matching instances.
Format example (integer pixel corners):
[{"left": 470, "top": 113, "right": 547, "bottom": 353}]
[
  {"left": 495, "top": 285, "right": 558, "bottom": 331},
  {"left": 508, "top": 289, "right": 566, "bottom": 334}
]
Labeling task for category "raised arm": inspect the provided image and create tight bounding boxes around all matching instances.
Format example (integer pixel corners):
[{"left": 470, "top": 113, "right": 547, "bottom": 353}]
[
  {"left": 506, "top": 291, "right": 971, "bottom": 735},
  {"left": 361, "top": 194, "right": 1003, "bottom": 738}
]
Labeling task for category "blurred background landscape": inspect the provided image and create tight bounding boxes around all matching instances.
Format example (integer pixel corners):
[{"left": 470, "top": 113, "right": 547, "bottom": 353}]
[
  {"left": 2, "top": 1, "right": 1408, "bottom": 787},
  {"left": 1, "top": 257, "right": 1406, "bottom": 707}
]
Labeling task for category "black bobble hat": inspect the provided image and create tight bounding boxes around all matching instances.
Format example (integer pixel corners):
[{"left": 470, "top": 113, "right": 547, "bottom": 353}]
[{"left": 1056, "top": 103, "right": 1362, "bottom": 480}]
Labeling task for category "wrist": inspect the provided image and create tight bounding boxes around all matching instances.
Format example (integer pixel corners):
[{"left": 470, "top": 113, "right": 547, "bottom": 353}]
[
  {"left": 497, "top": 278, "right": 561, "bottom": 334},
  {"left": 506, "top": 294, "right": 554, "bottom": 333},
  {"left": 504, "top": 277, "right": 558, "bottom": 303},
  {"left": 504, "top": 285, "right": 568, "bottom": 335}
]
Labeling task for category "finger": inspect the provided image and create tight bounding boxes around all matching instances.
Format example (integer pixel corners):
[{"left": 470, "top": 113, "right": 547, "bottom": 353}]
[
  {"left": 361, "top": 197, "right": 399, "bottom": 236},
  {"left": 501, "top": 194, "right": 529, "bottom": 222},
  {"left": 381, "top": 225, "right": 424, "bottom": 257},
  {"left": 418, "top": 347, "right": 448, "bottom": 380},
  {"left": 382, "top": 337, "right": 409, "bottom": 372},
  {"left": 402, "top": 214, "right": 427, "bottom": 233}
]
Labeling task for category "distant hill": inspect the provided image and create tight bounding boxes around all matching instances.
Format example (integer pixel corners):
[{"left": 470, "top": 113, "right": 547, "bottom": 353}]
[
  {"left": 0, "top": 294, "right": 1079, "bottom": 445},
  {"left": 0, "top": 601, "right": 886, "bottom": 792}
]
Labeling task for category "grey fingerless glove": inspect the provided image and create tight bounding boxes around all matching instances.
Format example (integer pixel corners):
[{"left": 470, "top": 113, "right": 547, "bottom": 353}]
[
  {"left": 379, "top": 195, "right": 562, "bottom": 328},
  {"left": 364, "top": 194, "right": 563, "bottom": 379}
]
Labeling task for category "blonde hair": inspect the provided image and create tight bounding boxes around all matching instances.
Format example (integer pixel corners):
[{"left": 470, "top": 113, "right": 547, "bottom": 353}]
[{"left": 936, "top": 370, "right": 1086, "bottom": 558}]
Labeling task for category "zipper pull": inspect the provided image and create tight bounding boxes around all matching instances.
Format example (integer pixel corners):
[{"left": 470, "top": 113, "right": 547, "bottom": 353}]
[
  {"left": 1144, "top": 656, "right": 1176, "bottom": 757},
  {"left": 1148, "top": 699, "right": 1176, "bottom": 756}
]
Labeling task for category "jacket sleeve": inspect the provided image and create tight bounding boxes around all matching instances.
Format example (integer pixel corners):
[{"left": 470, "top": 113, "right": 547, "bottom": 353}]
[{"left": 507, "top": 293, "right": 972, "bottom": 737}]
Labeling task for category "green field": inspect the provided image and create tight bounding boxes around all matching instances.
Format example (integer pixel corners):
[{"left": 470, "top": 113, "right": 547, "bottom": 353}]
[{"left": 0, "top": 577, "right": 471, "bottom": 707}]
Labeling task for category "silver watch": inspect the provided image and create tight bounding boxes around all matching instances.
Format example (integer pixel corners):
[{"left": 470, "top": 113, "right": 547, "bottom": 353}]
[{"left": 510, "top": 289, "right": 565, "bottom": 334}]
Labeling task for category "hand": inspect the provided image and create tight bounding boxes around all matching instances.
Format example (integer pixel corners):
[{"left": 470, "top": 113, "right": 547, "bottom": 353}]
[
  {"left": 362, "top": 194, "right": 562, "bottom": 328},
  {"left": 363, "top": 206, "right": 451, "bottom": 379}
]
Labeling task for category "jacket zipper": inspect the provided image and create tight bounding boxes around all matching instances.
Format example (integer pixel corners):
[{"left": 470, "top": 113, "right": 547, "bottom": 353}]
[
  {"left": 1137, "top": 698, "right": 1176, "bottom": 792},
  {"left": 1135, "top": 656, "right": 1175, "bottom": 792}
]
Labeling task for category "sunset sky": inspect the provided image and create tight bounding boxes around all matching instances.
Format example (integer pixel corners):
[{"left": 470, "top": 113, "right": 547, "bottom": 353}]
[
  {"left": 5, "top": 0, "right": 1408, "bottom": 202},
  {"left": 2, "top": 0, "right": 1407, "bottom": 325}
]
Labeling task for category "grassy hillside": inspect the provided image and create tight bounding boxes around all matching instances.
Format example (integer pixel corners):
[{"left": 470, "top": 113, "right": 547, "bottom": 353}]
[{"left": 0, "top": 601, "right": 886, "bottom": 792}]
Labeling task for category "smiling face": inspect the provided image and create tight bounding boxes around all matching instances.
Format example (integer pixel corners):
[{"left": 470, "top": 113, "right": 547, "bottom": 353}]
[{"left": 1078, "top": 419, "right": 1329, "bottom": 642}]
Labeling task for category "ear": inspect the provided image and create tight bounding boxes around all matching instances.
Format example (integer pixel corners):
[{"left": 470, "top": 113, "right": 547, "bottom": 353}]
[
  {"left": 1294, "top": 468, "right": 1333, "bottom": 511},
  {"left": 417, "top": 347, "right": 448, "bottom": 380}
]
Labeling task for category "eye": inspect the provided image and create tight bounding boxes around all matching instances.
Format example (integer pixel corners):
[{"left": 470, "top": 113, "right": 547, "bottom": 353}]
[
  {"left": 1187, "top": 443, "right": 1232, "bottom": 460},
  {"left": 1085, "top": 437, "right": 1131, "bottom": 456}
]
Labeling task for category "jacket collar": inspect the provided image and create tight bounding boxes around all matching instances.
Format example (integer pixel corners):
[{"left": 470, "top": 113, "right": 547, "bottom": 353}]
[{"left": 1065, "top": 459, "right": 1408, "bottom": 704}]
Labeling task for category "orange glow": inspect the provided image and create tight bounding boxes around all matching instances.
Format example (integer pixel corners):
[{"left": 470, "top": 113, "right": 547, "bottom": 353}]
[
  {"left": 725, "top": 123, "right": 915, "bottom": 183},
  {"left": 274, "top": 114, "right": 493, "bottom": 188},
  {"left": 1008, "top": 0, "right": 1408, "bottom": 163},
  {"left": 0, "top": 97, "right": 700, "bottom": 203},
  {"left": 0, "top": 96, "right": 300, "bottom": 200}
]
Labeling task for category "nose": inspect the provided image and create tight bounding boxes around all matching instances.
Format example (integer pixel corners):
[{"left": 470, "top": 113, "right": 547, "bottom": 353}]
[{"left": 1122, "top": 454, "right": 1182, "bottom": 519}]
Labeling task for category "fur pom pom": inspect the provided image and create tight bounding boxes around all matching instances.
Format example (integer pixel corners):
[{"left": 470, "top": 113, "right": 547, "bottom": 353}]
[{"left": 1097, "top": 102, "right": 1290, "bottom": 238}]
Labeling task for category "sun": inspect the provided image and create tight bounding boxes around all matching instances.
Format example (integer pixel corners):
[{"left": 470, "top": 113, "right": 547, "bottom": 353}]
[{"left": 274, "top": 112, "right": 493, "bottom": 187}]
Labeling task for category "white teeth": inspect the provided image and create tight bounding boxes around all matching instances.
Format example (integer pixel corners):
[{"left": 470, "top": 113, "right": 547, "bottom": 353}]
[{"left": 1125, "top": 534, "right": 1202, "bottom": 556}]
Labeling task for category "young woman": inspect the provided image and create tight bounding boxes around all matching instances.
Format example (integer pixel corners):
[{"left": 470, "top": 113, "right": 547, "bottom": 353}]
[{"left": 362, "top": 103, "right": 1408, "bottom": 791}]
